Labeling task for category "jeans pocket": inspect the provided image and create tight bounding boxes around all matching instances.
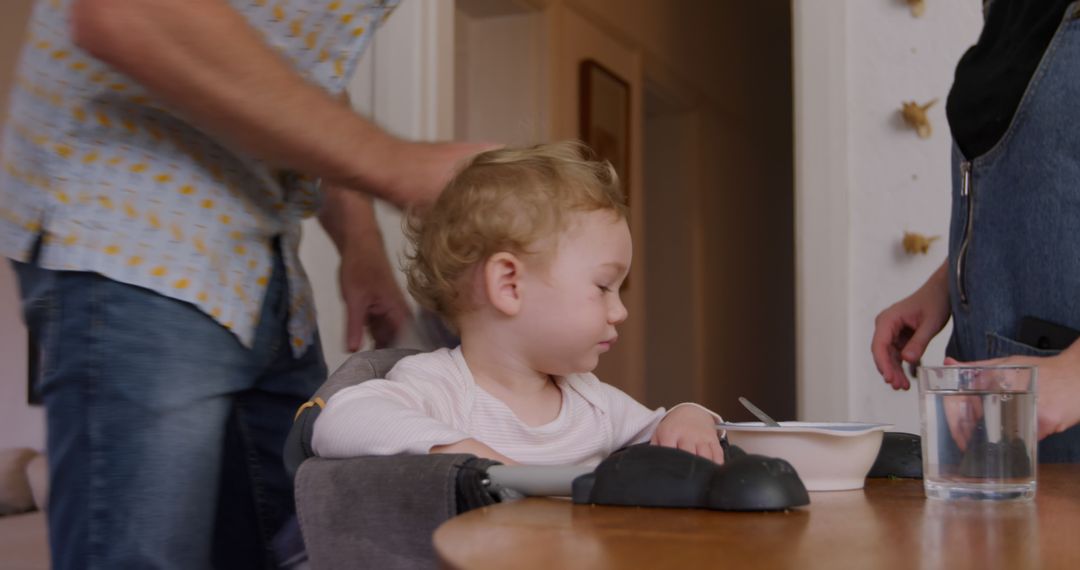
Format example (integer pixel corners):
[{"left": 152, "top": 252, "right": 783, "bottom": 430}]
[{"left": 985, "top": 332, "right": 1061, "bottom": 359}]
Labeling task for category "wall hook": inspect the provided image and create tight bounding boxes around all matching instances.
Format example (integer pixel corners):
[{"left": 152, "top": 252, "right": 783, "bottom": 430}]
[
  {"left": 901, "top": 99, "right": 937, "bottom": 139},
  {"left": 902, "top": 231, "right": 939, "bottom": 255},
  {"left": 907, "top": 0, "right": 926, "bottom": 18}
]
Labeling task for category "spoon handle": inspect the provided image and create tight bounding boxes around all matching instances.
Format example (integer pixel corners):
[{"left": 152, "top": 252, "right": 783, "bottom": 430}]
[{"left": 738, "top": 397, "right": 781, "bottom": 427}]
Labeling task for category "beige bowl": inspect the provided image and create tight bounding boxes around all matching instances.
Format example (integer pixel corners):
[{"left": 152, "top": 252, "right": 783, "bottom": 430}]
[{"left": 720, "top": 422, "right": 891, "bottom": 491}]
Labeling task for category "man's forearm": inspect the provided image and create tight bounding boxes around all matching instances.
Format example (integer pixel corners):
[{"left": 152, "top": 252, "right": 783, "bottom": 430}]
[
  {"left": 72, "top": 0, "right": 409, "bottom": 204},
  {"left": 319, "top": 184, "right": 383, "bottom": 255}
]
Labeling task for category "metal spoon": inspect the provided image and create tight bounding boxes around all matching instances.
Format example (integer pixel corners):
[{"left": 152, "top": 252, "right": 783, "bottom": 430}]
[{"left": 738, "top": 397, "right": 781, "bottom": 427}]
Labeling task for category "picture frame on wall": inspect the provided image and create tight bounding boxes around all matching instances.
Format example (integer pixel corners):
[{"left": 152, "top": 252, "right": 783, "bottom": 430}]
[{"left": 579, "top": 58, "right": 631, "bottom": 202}]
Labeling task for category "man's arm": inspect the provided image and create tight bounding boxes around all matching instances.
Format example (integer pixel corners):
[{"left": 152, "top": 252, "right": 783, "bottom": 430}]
[
  {"left": 71, "top": 0, "right": 475, "bottom": 207},
  {"left": 319, "top": 184, "right": 410, "bottom": 349}
]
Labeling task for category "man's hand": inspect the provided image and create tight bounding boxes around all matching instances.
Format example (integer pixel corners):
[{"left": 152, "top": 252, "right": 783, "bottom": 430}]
[
  {"left": 71, "top": 0, "right": 497, "bottom": 209},
  {"left": 319, "top": 185, "right": 410, "bottom": 350},
  {"left": 337, "top": 234, "right": 410, "bottom": 350},
  {"left": 377, "top": 141, "right": 500, "bottom": 208},
  {"left": 947, "top": 342, "right": 1080, "bottom": 440},
  {"left": 651, "top": 406, "right": 724, "bottom": 464}
]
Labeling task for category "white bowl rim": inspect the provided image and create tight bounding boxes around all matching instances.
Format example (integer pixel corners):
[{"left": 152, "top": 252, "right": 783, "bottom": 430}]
[{"left": 716, "top": 421, "right": 893, "bottom": 437}]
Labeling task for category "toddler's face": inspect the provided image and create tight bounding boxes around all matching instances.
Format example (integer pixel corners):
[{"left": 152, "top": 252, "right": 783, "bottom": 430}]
[{"left": 515, "top": 210, "right": 631, "bottom": 376}]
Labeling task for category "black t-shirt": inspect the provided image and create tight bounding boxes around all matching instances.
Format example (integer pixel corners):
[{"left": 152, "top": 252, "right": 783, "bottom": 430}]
[{"left": 946, "top": 0, "right": 1075, "bottom": 159}]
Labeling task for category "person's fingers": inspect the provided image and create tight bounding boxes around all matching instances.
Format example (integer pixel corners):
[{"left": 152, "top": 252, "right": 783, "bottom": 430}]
[
  {"left": 411, "top": 142, "right": 503, "bottom": 206},
  {"left": 901, "top": 321, "right": 936, "bottom": 365},
  {"left": 677, "top": 439, "right": 696, "bottom": 454},
  {"left": 655, "top": 432, "right": 678, "bottom": 448},
  {"left": 871, "top": 315, "right": 908, "bottom": 389},
  {"left": 710, "top": 441, "right": 725, "bottom": 464},
  {"left": 369, "top": 301, "right": 409, "bottom": 349},
  {"left": 700, "top": 441, "right": 720, "bottom": 464},
  {"left": 871, "top": 313, "right": 897, "bottom": 373},
  {"left": 956, "top": 397, "right": 983, "bottom": 452},
  {"left": 945, "top": 397, "right": 967, "bottom": 451},
  {"left": 1037, "top": 415, "right": 1055, "bottom": 440},
  {"left": 956, "top": 411, "right": 969, "bottom": 450},
  {"left": 885, "top": 343, "right": 913, "bottom": 390},
  {"left": 368, "top": 314, "right": 397, "bottom": 349},
  {"left": 344, "top": 294, "right": 370, "bottom": 352},
  {"left": 892, "top": 326, "right": 917, "bottom": 390},
  {"left": 944, "top": 355, "right": 1011, "bottom": 367}
]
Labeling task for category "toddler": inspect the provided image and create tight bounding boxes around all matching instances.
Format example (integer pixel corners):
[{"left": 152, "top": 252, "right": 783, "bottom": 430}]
[{"left": 312, "top": 141, "right": 723, "bottom": 466}]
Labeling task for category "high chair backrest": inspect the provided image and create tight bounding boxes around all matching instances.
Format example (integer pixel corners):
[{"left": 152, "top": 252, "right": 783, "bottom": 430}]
[
  {"left": 285, "top": 348, "right": 503, "bottom": 569},
  {"left": 284, "top": 348, "right": 421, "bottom": 479}
]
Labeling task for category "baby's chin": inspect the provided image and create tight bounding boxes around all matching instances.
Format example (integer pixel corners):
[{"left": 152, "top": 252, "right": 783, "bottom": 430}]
[{"left": 539, "top": 360, "right": 599, "bottom": 378}]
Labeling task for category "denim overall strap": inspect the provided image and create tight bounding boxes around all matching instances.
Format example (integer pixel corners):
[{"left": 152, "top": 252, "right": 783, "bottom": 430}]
[{"left": 946, "top": 3, "right": 1080, "bottom": 462}]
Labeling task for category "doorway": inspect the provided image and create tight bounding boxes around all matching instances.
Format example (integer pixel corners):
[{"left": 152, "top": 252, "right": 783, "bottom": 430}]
[{"left": 642, "top": 82, "right": 703, "bottom": 408}]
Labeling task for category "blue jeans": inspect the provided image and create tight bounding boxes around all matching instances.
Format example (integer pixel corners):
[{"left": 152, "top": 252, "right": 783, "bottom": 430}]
[{"left": 12, "top": 251, "right": 326, "bottom": 569}]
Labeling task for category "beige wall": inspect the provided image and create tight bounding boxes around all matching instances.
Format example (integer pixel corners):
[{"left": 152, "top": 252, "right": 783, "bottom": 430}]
[
  {"left": 1, "top": 1, "right": 44, "bottom": 451},
  {"left": 443, "top": 0, "right": 796, "bottom": 419},
  {"left": 0, "top": 0, "right": 795, "bottom": 441},
  {"left": 643, "top": 110, "right": 699, "bottom": 407},
  {"left": 547, "top": 3, "right": 650, "bottom": 401},
  {"left": 563, "top": 0, "right": 795, "bottom": 419}
]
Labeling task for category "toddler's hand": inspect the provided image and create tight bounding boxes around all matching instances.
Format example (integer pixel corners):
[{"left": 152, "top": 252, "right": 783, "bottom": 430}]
[{"left": 651, "top": 406, "right": 724, "bottom": 464}]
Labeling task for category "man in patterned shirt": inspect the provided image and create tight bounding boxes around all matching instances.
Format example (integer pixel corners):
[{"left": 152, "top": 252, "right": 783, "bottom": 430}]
[{"left": 0, "top": 0, "right": 490, "bottom": 568}]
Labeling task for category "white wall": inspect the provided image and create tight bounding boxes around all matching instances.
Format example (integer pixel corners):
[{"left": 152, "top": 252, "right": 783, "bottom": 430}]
[
  {"left": 795, "top": 1, "right": 981, "bottom": 431},
  {"left": 454, "top": 8, "right": 548, "bottom": 145},
  {"left": 301, "top": 0, "right": 455, "bottom": 375}
]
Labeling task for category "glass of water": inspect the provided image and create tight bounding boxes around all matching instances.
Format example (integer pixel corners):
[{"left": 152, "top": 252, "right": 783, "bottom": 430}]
[{"left": 917, "top": 365, "right": 1037, "bottom": 501}]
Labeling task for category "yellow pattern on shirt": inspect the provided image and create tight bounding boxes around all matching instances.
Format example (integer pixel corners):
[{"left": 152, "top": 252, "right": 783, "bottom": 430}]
[{"left": 0, "top": 0, "right": 399, "bottom": 354}]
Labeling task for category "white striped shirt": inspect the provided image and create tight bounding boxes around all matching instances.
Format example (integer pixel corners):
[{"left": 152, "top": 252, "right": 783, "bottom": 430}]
[{"left": 312, "top": 347, "right": 719, "bottom": 466}]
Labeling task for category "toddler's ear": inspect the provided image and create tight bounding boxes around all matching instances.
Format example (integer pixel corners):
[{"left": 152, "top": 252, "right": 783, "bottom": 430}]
[{"left": 484, "top": 252, "right": 522, "bottom": 316}]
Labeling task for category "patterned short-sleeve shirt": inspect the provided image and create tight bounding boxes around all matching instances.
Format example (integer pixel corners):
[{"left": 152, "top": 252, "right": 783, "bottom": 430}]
[{"left": 0, "top": 0, "right": 399, "bottom": 355}]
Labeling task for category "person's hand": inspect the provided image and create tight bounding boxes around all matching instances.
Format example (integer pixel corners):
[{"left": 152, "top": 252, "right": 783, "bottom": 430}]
[
  {"left": 337, "top": 232, "right": 411, "bottom": 351},
  {"left": 379, "top": 141, "right": 500, "bottom": 208},
  {"left": 942, "top": 392, "right": 982, "bottom": 452},
  {"left": 651, "top": 406, "right": 724, "bottom": 464},
  {"left": 947, "top": 343, "right": 1080, "bottom": 440},
  {"left": 871, "top": 261, "right": 951, "bottom": 390},
  {"left": 318, "top": 184, "right": 410, "bottom": 350}
]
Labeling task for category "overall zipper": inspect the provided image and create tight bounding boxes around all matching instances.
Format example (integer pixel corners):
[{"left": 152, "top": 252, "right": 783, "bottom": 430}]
[{"left": 956, "top": 160, "right": 974, "bottom": 306}]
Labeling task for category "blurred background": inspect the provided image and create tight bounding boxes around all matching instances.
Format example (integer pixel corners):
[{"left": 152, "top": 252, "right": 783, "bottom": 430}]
[{"left": 0, "top": 0, "right": 983, "bottom": 454}]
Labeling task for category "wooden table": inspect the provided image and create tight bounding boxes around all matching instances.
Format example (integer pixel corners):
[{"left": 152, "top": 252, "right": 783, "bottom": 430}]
[{"left": 434, "top": 465, "right": 1080, "bottom": 569}]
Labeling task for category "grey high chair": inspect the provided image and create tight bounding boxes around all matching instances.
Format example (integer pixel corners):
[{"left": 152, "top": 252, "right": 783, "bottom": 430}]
[
  {"left": 281, "top": 349, "right": 813, "bottom": 569},
  {"left": 283, "top": 348, "right": 504, "bottom": 570}
]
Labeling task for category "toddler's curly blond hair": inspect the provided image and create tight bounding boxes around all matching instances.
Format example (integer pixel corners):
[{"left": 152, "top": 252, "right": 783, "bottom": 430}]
[{"left": 405, "top": 140, "right": 626, "bottom": 321}]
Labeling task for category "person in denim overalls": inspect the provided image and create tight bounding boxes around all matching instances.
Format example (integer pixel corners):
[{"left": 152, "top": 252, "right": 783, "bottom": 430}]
[{"left": 872, "top": 1, "right": 1080, "bottom": 462}]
